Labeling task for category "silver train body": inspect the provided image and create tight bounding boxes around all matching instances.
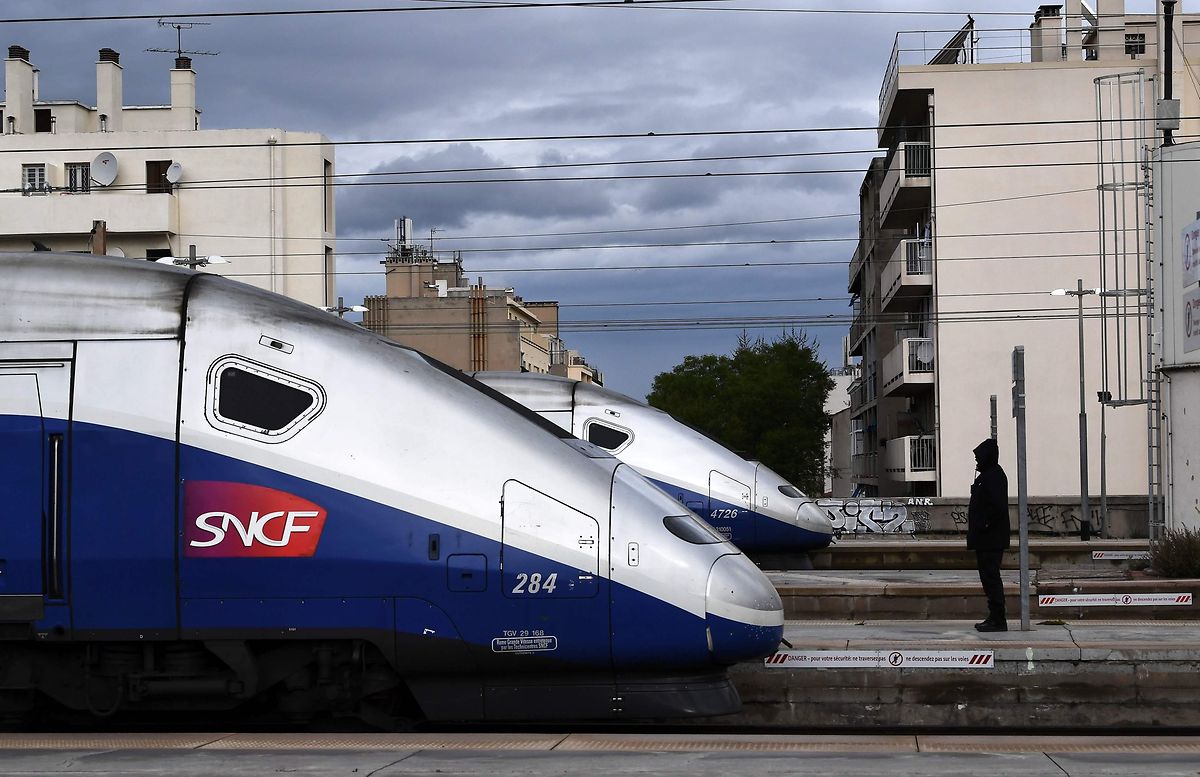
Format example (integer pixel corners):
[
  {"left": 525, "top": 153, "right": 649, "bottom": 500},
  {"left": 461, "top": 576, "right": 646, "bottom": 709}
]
[
  {"left": 472, "top": 372, "right": 834, "bottom": 554},
  {"left": 0, "top": 252, "right": 783, "bottom": 724}
]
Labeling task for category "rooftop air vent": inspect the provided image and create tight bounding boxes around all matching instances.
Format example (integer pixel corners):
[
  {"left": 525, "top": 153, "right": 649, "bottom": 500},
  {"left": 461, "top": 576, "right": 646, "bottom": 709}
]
[
  {"left": 98, "top": 48, "right": 120, "bottom": 63},
  {"left": 7, "top": 45, "right": 30, "bottom": 61}
]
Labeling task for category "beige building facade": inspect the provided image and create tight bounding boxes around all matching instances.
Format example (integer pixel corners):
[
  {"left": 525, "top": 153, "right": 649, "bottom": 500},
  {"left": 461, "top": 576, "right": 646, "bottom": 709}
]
[
  {"left": 849, "top": 2, "right": 1197, "bottom": 499},
  {"left": 362, "top": 230, "right": 602, "bottom": 382},
  {"left": 0, "top": 45, "right": 335, "bottom": 307}
]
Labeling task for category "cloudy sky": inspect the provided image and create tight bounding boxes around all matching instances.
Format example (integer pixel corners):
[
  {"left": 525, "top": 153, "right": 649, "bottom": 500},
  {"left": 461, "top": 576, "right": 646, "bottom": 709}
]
[{"left": 1, "top": 0, "right": 1162, "bottom": 397}]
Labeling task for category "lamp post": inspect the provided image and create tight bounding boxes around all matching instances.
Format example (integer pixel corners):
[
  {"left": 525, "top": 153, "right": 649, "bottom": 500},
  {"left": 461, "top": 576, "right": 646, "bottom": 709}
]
[
  {"left": 1051, "top": 280, "right": 1095, "bottom": 541},
  {"left": 323, "top": 296, "right": 368, "bottom": 319}
]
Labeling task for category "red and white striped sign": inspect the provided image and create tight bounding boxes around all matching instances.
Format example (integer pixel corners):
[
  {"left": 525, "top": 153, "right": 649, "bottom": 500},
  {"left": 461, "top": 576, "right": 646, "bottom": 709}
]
[
  {"left": 764, "top": 650, "right": 993, "bottom": 669},
  {"left": 1038, "top": 592, "right": 1193, "bottom": 607},
  {"left": 1091, "top": 550, "right": 1150, "bottom": 560}
]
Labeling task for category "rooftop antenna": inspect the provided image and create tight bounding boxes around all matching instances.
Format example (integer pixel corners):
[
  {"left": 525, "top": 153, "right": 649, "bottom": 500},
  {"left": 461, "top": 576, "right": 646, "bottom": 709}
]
[{"left": 145, "top": 19, "right": 220, "bottom": 61}]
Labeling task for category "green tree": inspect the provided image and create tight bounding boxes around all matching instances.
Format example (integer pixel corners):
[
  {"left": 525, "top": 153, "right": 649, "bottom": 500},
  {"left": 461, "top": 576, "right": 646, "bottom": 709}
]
[{"left": 647, "top": 331, "right": 834, "bottom": 494}]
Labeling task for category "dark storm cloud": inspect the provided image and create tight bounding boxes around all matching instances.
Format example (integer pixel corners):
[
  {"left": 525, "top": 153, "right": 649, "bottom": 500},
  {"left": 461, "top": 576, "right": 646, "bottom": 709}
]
[{"left": 335, "top": 144, "right": 616, "bottom": 234}]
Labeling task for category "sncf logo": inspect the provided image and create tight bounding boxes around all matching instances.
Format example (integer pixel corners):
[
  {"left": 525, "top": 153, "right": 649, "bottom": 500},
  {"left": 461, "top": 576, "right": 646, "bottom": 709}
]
[{"left": 184, "top": 481, "right": 327, "bottom": 558}]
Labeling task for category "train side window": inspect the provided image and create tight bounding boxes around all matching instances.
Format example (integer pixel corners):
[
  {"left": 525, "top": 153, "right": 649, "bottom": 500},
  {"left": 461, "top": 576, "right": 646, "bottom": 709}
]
[
  {"left": 583, "top": 419, "right": 632, "bottom": 453},
  {"left": 777, "top": 484, "right": 805, "bottom": 499},
  {"left": 205, "top": 356, "right": 325, "bottom": 443}
]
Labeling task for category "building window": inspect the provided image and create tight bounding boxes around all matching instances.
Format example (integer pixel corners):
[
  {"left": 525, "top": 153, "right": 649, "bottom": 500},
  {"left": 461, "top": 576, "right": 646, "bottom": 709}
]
[
  {"left": 22, "top": 164, "right": 46, "bottom": 194},
  {"left": 1125, "top": 33, "right": 1146, "bottom": 57},
  {"left": 146, "top": 249, "right": 173, "bottom": 262},
  {"left": 65, "top": 162, "right": 91, "bottom": 193},
  {"left": 146, "top": 160, "right": 173, "bottom": 194},
  {"left": 34, "top": 108, "right": 52, "bottom": 133},
  {"left": 323, "top": 159, "right": 333, "bottom": 232}
]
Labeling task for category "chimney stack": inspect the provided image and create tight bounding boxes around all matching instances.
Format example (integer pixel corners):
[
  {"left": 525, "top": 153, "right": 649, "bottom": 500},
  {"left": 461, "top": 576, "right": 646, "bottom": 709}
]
[
  {"left": 170, "top": 57, "right": 197, "bottom": 131},
  {"left": 95, "top": 48, "right": 123, "bottom": 132},
  {"left": 4, "top": 45, "right": 34, "bottom": 134},
  {"left": 1030, "top": 5, "right": 1064, "bottom": 63}
]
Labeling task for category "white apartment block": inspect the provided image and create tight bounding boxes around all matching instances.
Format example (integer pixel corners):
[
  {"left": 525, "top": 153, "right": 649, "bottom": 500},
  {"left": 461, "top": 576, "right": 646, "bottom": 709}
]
[
  {"left": 0, "top": 45, "right": 335, "bottom": 307},
  {"left": 848, "top": 2, "right": 1197, "bottom": 499}
]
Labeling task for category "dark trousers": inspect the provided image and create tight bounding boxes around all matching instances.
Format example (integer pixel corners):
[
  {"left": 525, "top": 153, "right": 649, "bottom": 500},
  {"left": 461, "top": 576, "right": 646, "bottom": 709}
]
[{"left": 975, "top": 550, "right": 1006, "bottom": 621}]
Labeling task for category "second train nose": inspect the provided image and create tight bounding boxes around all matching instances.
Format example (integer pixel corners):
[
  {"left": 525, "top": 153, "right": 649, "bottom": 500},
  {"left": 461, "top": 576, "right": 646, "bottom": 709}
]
[{"left": 704, "top": 553, "right": 783, "bottom": 664}]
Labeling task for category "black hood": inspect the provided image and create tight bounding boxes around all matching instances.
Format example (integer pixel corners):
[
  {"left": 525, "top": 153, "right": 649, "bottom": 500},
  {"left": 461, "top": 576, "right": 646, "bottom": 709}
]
[{"left": 973, "top": 438, "right": 999, "bottom": 470}]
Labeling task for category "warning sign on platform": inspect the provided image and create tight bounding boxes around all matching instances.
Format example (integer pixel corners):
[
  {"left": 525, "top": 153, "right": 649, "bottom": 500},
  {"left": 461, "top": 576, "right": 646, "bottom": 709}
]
[
  {"left": 763, "top": 650, "right": 993, "bottom": 669},
  {"left": 1091, "top": 550, "right": 1150, "bottom": 560},
  {"left": 1038, "top": 593, "right": 1193, "bottom": 607}
]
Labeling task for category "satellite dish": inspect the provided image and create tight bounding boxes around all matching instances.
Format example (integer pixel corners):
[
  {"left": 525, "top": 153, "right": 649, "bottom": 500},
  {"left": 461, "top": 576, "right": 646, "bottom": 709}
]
[
  {"left": 165, "top": 161, "right": 183, "bottom": 184},
  {"left": 106, "top": 246, "right": 125, "bottom": 258},
  {"left": 91, "top": 152, "right": 118, "bottom": 187}
]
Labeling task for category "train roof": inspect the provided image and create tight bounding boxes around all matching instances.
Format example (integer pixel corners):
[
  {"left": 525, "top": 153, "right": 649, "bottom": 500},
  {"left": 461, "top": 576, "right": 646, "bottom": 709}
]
[{"left": 0, "top": 252, "right": 363, "bottom": 343}]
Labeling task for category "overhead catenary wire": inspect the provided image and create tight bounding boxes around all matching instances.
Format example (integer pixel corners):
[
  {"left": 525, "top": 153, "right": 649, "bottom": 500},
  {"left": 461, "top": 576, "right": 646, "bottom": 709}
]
[{"left": 3, "top": 115, "right": 1195, "bottom": 156}]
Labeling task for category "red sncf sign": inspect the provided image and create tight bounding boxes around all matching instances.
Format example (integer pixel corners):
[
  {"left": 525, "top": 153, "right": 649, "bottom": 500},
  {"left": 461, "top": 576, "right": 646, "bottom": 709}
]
[{"left": 184, "top": 481, "right": 327, "bottom": 558}]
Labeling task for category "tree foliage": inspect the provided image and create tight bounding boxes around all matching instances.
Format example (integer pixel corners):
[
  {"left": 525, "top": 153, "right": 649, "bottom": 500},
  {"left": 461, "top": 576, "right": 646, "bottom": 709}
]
[{"left": 646, "top": 331, "right": 834, "bottom": 494}]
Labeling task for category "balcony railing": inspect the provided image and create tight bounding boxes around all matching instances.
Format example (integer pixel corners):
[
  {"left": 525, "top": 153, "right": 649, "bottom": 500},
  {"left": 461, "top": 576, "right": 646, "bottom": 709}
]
[
  {"left": 881, "top": 337, "right": 935, "bottom": 396},
  {"left": 849, "top": 370, "right": 877, "bottom": 412},
  {"left": 879, "top": 142, "right": 931, "bottom": 224},
  {"left": 881, "top": 238, "right": 933, "bottom": 308},
  {"left": 851, "top": 452, "right": 878, "bottom": 479},
  {"left": 884, "top": 435, "right": 937, "bottom": 482}
]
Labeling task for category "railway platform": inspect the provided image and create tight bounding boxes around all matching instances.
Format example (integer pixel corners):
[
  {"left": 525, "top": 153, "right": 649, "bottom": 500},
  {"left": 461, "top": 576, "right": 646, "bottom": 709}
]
[{"left": 724, "top": 613, "right": 1200, "bottom": 730}]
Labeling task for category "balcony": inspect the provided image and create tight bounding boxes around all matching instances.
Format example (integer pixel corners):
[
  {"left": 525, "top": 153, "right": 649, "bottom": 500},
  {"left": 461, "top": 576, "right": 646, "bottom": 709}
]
[
  {"left": 884, "top": 435, "right": 937, "bottom": 482},
  {"left": 879, "top": 142, "right": 930, "bottom": 228},
  {"left": 848, "top": 241, "right": 867, "bottom": 295},
  {"left": 0, "top": 190, "right": 177, "bottom": 236},
  {"left": 880, "top": 238, "right": 933, "bottom": 311},
  {"left": 848, "top": 370, "right": 877, "bottom": 416},
  {"left": 851, "top": 452, "right": 878, "bottom": 480},
  {"left": 881, "top": 336, "right": 935, "bottom": 397},
  {"left": 847, "top": 293, "right": 875, "bottom": 356}
]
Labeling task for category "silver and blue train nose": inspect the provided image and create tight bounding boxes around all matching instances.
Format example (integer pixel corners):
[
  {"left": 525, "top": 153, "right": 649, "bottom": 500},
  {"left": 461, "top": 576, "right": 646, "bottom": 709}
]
[{"left": 704, "top": 553, "right": 784, "bottom": 663}]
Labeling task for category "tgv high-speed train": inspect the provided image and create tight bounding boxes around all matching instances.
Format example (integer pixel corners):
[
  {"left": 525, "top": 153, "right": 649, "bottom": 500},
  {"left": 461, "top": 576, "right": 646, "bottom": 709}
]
[
  {"left": 0, "top": 252, "right": 782, "bottom": 725},
  {"left": 471, "top": 373, "right": 834, "bottom": 554}
]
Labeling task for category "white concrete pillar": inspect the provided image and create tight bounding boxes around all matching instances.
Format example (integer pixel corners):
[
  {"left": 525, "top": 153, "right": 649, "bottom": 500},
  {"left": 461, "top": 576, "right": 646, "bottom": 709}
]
[
  {"left": 170, "top": 57, "right": 196, "bottom": 130},
  {"left": 1095, "top": 0, "right": 1126, "bottom": 62},
  {"left": 4, "top": 46, "right": 34, "bottom": 134},
  {"left": 1064, "top": 0, "right": 1083, "bottom": 61},
  {"left": 95, "top": 48, "right": 123, "bottom": 132}
]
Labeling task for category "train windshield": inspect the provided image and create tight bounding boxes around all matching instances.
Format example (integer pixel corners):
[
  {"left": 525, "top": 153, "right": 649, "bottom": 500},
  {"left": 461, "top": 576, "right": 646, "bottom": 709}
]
[{"left": 663, "top": 514, "right": 726, "bottom": 545}]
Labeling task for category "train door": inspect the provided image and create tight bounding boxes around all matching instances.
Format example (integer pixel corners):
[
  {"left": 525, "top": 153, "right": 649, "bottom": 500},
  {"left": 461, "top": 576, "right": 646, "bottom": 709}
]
[
  {"left": 499, "top": 480, "right": 609, "bottom": 666},
  {"left": 707, "top": 470, "right": 753, "bottom": 547},
  {"left": 0, "top": 347, "right": 73, "bottom": 628}
]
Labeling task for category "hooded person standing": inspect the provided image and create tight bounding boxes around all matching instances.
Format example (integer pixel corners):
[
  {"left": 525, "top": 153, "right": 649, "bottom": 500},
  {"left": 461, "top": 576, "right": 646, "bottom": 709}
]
[{"left": 967, "top": 438, "right": 1010, "bottom": 632}]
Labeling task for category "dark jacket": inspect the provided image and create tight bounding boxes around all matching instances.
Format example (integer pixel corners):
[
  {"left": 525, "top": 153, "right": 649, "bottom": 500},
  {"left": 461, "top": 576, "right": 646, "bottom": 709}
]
[{"left": 967, "top": 438, "right": 1010, "bottom": 551}]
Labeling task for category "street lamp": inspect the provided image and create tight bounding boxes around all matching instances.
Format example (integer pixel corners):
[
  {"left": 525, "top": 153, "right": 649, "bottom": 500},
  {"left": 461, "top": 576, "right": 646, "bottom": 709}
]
[
  {"left": 1050, "top": 279, "right": 1094, "bottom": 541},
  {"left": 322, "top": 296, "right": 368, "bottom": 319}
]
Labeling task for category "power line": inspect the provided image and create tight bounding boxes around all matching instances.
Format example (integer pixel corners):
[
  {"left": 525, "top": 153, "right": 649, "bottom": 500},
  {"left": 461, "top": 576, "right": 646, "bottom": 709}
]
[
  {"left": 0, "top": 5, "right": 1057, "bottom": 25},
  {"left": 2, "top": 115, "right": 1190, "bottom": 155}
]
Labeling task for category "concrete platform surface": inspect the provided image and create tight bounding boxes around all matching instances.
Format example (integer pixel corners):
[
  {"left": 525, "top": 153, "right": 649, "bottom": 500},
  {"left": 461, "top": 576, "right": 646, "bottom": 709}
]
[
  {"left": 769, "top": 568, "right": 1200, "bottom": 620},
  {"left": 797, "top": 537, "right": 1150, "bottom": 571},
  {"left": 725, "top": 618, "right": 1200, "bottom": 730},
  {"left": 0, "top": 734, "right": 1199, "bottom": 776}
]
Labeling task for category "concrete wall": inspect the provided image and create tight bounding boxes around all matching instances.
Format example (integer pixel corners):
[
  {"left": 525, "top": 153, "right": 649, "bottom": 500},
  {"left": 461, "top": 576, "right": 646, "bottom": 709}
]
[
  {"left": 896, "top": 60, "right": 1155, "bottom": 498},
  {"left": 817, "top": 495, "right": 1151, "bottom": 538}
]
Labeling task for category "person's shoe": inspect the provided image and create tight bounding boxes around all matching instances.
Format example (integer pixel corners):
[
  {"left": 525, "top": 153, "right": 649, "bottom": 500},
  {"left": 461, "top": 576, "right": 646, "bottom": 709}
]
[
  {"left": 974, "top": 619, "right": 991, "bottom": 630},
  {"left": 975, "top": 619, "right": 1008, "bottom": 632}
]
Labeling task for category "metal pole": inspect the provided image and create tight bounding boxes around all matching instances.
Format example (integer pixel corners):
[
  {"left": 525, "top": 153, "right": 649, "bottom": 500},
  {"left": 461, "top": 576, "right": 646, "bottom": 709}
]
[
  {"left": 1013, "top": 346, "right": 1030, "bottom": 631},
  {"left": 1100, "top": 399, "right": 1109, "bottom": 538},
  {"left": 990, "top": 394, "right": 997, "bottom": 441},
  {"left": 1077, "top": 279, "right": 1092, "bottom": 541}
]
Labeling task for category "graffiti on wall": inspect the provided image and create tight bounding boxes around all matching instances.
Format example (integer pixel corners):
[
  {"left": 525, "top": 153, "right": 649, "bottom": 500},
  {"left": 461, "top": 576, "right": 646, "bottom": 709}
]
[{"left": 815, "top": 497, "right": 932, "bottom": 536}]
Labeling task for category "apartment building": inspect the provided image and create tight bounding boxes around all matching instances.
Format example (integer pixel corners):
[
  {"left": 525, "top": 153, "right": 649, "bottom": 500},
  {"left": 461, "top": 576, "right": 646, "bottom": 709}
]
[
  {"left": 361, "top": 222, "right": 602, "bottom": 382},
  {"left": 848, "top": 2, "right": 1196, "bottom": 498},
  {"left": 0, "top": 46, "right": 335, "bottom": 307}
]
